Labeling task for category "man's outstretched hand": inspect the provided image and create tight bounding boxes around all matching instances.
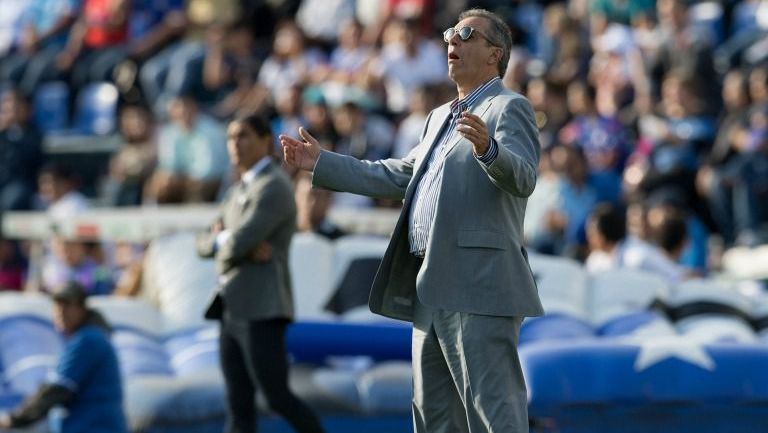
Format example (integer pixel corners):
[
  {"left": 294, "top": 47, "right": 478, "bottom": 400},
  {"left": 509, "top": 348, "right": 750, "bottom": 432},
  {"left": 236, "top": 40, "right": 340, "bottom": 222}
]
[{"left": 280, "top": 127, "right": 322, "bottom": 172}]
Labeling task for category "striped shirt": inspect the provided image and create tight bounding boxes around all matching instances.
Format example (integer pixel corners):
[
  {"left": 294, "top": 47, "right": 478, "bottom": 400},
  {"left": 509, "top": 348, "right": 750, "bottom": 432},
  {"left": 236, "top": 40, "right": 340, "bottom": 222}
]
[{"left": 408, "top": 77, "right": 501, "bottom": 257}]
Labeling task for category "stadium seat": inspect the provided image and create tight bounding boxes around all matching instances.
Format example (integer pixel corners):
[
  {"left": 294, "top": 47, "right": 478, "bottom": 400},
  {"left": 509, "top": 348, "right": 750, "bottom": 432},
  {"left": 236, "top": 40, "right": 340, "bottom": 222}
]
[
  {"left": 73, "top": 82, "right": 119, "bottom": 135},
  {"left": 0, "top": 292, "right": 53, "bottom": 320},
  {"left": 668, "top": 280, "right": 757, "bottom": 343},
  {"left": 519, "top": 314, "right": 595, "bottom": 346},
  {"left": 325, "top": 236, "right": 389, "bottom": 316},
  {"left": 165, "top": 325, "right": 220, "bottom": 376},
  {"left": 527, "top": 253, "right": 589, "bottom": 319},
  {"left": 357, "top": 361, "right": 412, "bottom": 414},
  {"left": 88, "top": 295, "right": 165, "bottom": 337},
  {"left": 289, "top": 232, "right": 335, "bottom": 320},
  {"left": 589, "top": 269, "right": 669, "bottom": 325},
  {"left": 597, "top": 310, "right": 677, "bottom": 338},
  {"left": 141, "top": 232, "right": 218, "bottom": 332},
  {"left": 111, "top": 327, "right": 173, "bottom": 377},
  {"left": 0, "top": 315, "right": 62, "bottom": 395},
  {"left": 33, "top": 81, "right": 69, "bottom": 133}
]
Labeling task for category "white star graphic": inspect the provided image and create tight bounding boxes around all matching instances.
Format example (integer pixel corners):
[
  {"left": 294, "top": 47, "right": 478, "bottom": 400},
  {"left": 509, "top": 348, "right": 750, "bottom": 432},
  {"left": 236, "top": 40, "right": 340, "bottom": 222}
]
[{"left": 624, "top": 334, "right": 716, "bottom": 372}]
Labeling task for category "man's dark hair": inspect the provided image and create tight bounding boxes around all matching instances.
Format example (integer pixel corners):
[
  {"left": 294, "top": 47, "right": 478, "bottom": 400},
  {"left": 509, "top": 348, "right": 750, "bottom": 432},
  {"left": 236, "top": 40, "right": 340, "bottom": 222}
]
[
  {"left": 458, "top": 9, "right": 513, "bottom": 77},
  {"left": 39, "top": 162, "right": 77, "bottom": 183},
  {"left": 590, "top": 203, "right": 627, "bottom": 244},
  {"left": 235, "top": 114, "right": 272, "bottom": 139},
  {"left": 652, "top": 208, "right": 688, "bottom": 255}
]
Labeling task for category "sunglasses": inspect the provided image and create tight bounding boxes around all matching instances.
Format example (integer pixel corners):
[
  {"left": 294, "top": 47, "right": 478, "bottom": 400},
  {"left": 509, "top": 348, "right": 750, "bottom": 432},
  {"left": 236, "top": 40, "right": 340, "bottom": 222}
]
[{"left": 443, "top": 26, "right": 498, "bottom": 46}]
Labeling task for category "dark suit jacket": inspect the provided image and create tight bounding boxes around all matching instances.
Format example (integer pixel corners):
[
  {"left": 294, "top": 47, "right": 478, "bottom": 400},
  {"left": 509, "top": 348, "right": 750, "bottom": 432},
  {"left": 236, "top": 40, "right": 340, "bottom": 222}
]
[{"left": 197, "top": 161, "right": 297, "bottom": 321}]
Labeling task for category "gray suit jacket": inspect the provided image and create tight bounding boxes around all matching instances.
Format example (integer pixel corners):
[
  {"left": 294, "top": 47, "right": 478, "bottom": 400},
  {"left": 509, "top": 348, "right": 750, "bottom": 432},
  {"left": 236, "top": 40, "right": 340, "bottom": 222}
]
[
  {"left": 197, "top": 160, "right": 297, "bottom": 321},
  {"left": 313, "top": 80, "right": 544, "bottom": 322}
]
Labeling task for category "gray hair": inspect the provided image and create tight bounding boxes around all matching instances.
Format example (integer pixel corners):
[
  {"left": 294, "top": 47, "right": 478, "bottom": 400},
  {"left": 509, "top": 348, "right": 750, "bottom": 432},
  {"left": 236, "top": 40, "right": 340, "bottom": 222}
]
[{"left": 458, "top": 9, "right": 512, "bottom": 77}]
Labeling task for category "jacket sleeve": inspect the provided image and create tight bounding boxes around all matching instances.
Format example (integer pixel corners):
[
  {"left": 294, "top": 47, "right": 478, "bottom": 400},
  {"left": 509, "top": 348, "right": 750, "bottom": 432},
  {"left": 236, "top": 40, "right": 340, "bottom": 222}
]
[
  {"left": 215, "top": 180, "right": 293, "bottom": 273},
  {"left": 311, "top": 111, "right": 433, "bottom": 199},
  {"left": 8, "top": 384, "right": 74, "bottom": 428},
  {"left": 478, "top": 97, "right": 540, "bottom": 197}
]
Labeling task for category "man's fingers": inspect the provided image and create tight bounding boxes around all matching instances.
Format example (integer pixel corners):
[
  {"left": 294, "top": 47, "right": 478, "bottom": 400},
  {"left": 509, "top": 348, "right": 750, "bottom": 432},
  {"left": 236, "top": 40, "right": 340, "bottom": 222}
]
[
  {"left": 298, "top": 127, "right": 319, "bottom": 146},
  {"left": 279, "top": 134, "right": 302, "bottom": 148}
]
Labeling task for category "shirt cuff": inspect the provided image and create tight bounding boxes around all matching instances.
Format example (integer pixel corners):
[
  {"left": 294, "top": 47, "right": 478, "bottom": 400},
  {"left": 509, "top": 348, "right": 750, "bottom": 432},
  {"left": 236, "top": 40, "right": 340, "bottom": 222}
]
[
  {"left": 215, "top": 230, "right": 232, "bottom": 251},
  {"left": 475, "top": 137, "right": 499, "bottom": 165}
]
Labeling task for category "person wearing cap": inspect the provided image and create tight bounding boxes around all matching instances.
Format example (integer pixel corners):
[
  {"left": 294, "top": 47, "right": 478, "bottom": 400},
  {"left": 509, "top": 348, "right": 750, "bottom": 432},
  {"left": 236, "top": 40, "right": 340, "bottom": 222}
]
[
  {"left": 0, "top": 282, "right": 127, "bottom": 433},
  {"left": 282, "top": 8, "right": 542, "bottom": 433}
]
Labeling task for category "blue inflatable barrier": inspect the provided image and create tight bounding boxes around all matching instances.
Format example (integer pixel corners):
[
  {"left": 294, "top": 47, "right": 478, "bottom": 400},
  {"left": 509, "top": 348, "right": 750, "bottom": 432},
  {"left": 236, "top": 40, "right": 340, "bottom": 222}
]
[
  {"left": 165, "top": 327, "right": 220, "bottom": 376},
  {"left": 522, "top": 340, "right": 768, "bottom": 433},
  {"left": 286, "top": 321, "right": 412, "bottom": 364}
]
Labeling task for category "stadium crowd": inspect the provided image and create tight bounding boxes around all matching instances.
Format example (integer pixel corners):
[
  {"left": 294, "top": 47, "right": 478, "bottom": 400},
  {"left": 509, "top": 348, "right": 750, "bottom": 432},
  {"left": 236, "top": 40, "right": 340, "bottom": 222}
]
[{"left": 1, "top": 0, "right": 768, "bottom": 296}]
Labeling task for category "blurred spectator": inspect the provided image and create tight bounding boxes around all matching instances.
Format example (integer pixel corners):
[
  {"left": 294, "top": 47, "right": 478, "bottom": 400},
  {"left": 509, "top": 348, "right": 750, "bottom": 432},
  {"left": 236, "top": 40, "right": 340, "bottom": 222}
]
[
  {"left": 294, "top": 173, "right": 346, "bottom": 240},
  {"left": 646, "top": 0, "right": 721, "bottom": 115},
  {"left": 37, "top": 163, "right": 89, "bottom": 221},
  {"left": 0, "top": 282, "right": 127, "bottom": 433},
  {"left": 524, "top": 146, "right": 564, "bottom": 246},
  {"left": 0, "top": 0, "right": 79, "bottom": 96},
  {"left": 368, "top": 17, "right": 447, "bottom": 115},
  {"left": 332, "top": 99, "right": 395, "bottom": 161},
  {"left": 589, "top": 0, "right": 656, "bottom": 27},
  {"left": 138, "top": 0, "right": 241, "bottom": 114},
  {"left": 528, "top": 145, "right": 598, "bottom": 258},
  {"left": 0, "top": 237, "right": 26, "bottom": 291},
  {"left": 104, "top": 103, "right": 157, "bottom": 206},
  {"left": 56, "top": 0, "right": 131, "bottom": 92},
  {"left": 392, "top": 85, "right": 433, "bottom": 158},
  {"left": 255, "top": 20, "right": 326, "bottom": 108},
  {"left": 526, "top": 77, "right": 570, "bottom": 149},
  {"left": 205, "top": 21, "right": 263, "bottom": 119},
  {"left": 0, "top": 0, "right": 28, "bottom": 57},
  {"left": 619, "top": 199, "right": 690, "bottom": 284},
  {"left": 585, "top": 202, "right": 627, "bottom": 273},
  {"left": 144, "top": 95, "right": 228, "bottom": 204},
  {"left": 42, "top": 237, "right": 115, "bottom": 295},
  {"left": 271, "top": 84, "right": 306, "bottom": 151},
  {"left": 560, "top": 81, "right": 629, "bottom": 203},
  {"left": 585, "top": 199, "right": 691, "bottom": 282},
  {"left": 648, "top": 193, "right": 710, "bottom": 275},
  {"left": 295, "top": 0, "right": 356, "bottom": 46},
  {"left": 321, "top": 18, "right": 374, "bottom": 86},
  {"left": 300, "top": 87, "right": 339, "bottom": 152},
  {"left": 363, "top": 0, "right": 435, "bottom": 45},
  {"left": 0, "top": 89, "right": 45, "bottom": 212},
  {"left": 629, "top": 69, "right": 716, "bottom": 210},
  {"left": 109, "top": 241, "right": 145, "bottom": 296}
]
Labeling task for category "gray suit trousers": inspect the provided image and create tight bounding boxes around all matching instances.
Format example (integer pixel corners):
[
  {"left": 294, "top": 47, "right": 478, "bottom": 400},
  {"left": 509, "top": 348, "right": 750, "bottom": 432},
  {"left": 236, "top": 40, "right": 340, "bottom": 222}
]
[{"left": 412, "top": 298, "right": 528, "bottom": 432}]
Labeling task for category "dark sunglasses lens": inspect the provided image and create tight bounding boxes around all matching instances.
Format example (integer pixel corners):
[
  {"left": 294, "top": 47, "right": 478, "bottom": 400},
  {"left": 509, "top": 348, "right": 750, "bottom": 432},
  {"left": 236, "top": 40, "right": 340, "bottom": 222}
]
[{"left": 443, "top": 28, "right": 454, "bottom": 42}]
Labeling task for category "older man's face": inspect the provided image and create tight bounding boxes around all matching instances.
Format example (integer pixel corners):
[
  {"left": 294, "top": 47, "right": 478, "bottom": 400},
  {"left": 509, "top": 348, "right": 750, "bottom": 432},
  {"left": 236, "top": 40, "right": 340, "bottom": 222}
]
[{"left": 446, "top": 16, "right": 499, "bottom": 84}]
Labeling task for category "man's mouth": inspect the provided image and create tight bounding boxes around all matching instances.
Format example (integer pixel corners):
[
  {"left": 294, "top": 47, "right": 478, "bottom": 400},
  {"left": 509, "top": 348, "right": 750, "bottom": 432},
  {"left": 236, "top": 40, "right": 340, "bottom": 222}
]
[{"left": 448, "top": 52, "right": 460, "bottom": 60}]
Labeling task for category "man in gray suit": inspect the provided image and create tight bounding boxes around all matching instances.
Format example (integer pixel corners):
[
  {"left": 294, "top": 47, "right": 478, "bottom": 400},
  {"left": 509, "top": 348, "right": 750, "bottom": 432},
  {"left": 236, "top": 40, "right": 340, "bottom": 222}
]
[
  {"left": 197, "top": 115, "right": 324, "bottom": 433},
  {"left": 281, "top": 8, "right": 543, "bottom": 433}
]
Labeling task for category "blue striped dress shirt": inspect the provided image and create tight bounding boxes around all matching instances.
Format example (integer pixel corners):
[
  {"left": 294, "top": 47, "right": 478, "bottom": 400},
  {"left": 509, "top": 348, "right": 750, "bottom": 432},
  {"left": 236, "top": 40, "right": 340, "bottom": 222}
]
[{"left": 408, "top": 77, "right": 501, "bottom": 257}]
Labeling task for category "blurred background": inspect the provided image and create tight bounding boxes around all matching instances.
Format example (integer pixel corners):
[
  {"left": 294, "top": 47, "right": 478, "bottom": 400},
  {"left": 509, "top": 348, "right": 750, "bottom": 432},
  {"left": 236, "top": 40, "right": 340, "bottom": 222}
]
[{"left": 1, "top": 0, "right": 768, "bottom": 432}]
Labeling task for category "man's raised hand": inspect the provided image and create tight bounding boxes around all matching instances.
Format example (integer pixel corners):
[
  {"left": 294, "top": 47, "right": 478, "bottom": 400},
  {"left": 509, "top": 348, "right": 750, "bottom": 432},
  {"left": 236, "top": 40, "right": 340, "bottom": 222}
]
[{"left": 280, "top": 127, "right": 322, "bottom": 172}]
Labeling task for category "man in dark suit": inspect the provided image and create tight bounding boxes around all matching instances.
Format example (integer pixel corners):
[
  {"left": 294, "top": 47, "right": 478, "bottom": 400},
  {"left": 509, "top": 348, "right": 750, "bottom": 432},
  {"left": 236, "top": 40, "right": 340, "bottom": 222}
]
[
  {"left": 197, "top": 115, "right": 324, "bottom": 433},
  {"left": 281, "top": 8, "right": 543, "bottom": 433}
]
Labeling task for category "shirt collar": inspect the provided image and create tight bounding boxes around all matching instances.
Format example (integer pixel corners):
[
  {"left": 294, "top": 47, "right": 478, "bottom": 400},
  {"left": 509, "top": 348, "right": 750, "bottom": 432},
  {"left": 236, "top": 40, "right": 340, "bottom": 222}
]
[
  {"left": 241, "top": 157, "right": 271, "bottom": 185},
  {"left": 450, "top": 76, "right": 500, "bottom": 117}
]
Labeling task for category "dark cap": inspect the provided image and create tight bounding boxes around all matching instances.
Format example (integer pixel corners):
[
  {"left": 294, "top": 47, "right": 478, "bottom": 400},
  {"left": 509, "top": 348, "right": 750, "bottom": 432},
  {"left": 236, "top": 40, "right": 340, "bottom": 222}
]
[{"left": 51, "top": 282, "right": 88, "bottom": 305}]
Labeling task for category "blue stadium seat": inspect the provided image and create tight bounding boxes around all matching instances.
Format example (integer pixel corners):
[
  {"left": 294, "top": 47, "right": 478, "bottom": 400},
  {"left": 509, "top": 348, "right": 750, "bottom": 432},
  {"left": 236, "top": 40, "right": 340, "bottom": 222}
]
[
  {"left": 74, "top": 82, "right": 119, "bottom": 135},
  {"left": 0, "top": 315, "right": 62, "bottom": 395},
  {"left": 165, "top": 326, "right": 220, "bottom": 376},
  {"left": 519, "top": 314, "right": 595, "bottom": 346},
  {"left": 112, "top": 326, "right": 173, "bottom": 377},
  {"left": 33, "top": 81, "right": 70, "bottom": 133}
]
